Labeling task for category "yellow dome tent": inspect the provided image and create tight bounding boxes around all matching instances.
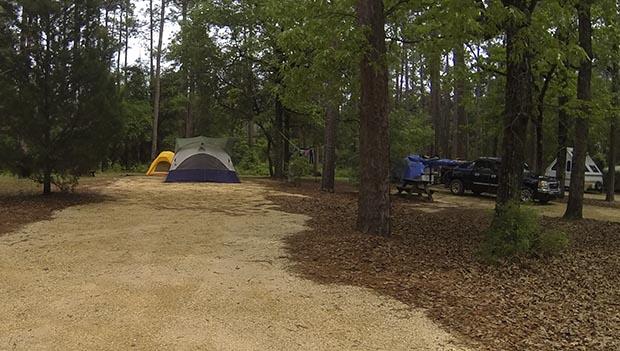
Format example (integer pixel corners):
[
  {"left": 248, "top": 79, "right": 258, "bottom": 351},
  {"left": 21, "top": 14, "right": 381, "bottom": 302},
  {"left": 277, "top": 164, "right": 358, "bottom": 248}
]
[{"left": 146, "top": 151, "right": 175, "bottom": 176}]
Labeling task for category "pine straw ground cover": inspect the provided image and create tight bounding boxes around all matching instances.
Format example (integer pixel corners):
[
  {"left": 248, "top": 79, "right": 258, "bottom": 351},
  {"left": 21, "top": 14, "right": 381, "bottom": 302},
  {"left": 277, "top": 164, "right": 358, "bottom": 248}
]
[{"left": 266, "top": 181, "right": 620, "bottom": 351}]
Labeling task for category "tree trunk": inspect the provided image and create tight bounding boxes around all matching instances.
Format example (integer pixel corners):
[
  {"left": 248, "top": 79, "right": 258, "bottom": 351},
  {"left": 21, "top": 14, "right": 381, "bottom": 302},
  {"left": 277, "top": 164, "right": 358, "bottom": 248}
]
[
  {"left": 534, "top": 65, "right": 556, "bottom": 174},
  {"left": 355, "top": 0, "right": 391, "bottom": 236},
  {"left": 273, "top": 97, "right": 284, "bottom": 178},
  {"left": 565, "top": 0, "right": 592, "bottom": 219},
  {"left": 150, "top": 0, "right": 166, "bottom": 160},
  {"left": 43, "top": 168, "right": 52, "bottom": 195},
  {"left": 430, "top": 51, "right": 443, "bottom": 156},
  {"left": 496, "top": 1, "right": 536, "bottom": 209},
  {"left": 149, "top": 0, "right": 154, "bottom": 89},
  {"left": 557, "top": 93, "right": 569, "bottom": 198},
  {"left": 124, "top": 0, "right": 129, "bottom": 81},
  {"left": 321, "top": 103, "right": 338, "bottom": 192},
  {"left": 607, "top": 61, "right": 618, "bottom": 202},
  {"left": 283, "top": 112, "right": 290, "bottom": 176},
  {"left": 454, "top": 44, "right": 468, "bottom": 159}
]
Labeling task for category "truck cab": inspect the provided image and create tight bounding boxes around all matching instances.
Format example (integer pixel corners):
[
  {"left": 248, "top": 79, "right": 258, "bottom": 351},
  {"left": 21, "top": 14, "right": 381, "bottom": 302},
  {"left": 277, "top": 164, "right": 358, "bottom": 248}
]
[{"left": 448, "top": 158, "right": 561, "bottom": 203}]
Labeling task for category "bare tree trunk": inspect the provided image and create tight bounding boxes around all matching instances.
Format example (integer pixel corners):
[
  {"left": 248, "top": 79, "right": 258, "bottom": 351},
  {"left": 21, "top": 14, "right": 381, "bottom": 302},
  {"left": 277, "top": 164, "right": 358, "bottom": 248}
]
[
  {"left": 607, "top": 61, "right": 618, "bottom": 202},
  {"left": 355, "top": 0, "right": 390, "bottom": 236},
  {"left": 149, "top": 0, "right": 154, "bottom": 88},
  {"left": 454, "top": 44, "right": 468, "bottom": 159},
  {"left": 124, "top": 0, "right": 129, "bottom": 80},
  {"left": 283, "top": 112, "right": 290, "bottom": 176},
  {"left": 430, "top": 51, "right": 442, "bottom": 156},
  {"left": 565, "top": 0, "right": 592, "bottom": 219},
  {"left": 496, "top": 0, "right": 536, "bottom": 209},
  {"left": 273, "top": 97, "right": 284, "bottom": 178},
  {"left": 150, "top": 0, "right": 166, "bottom": 160},
  {"left": 321, "top": 103, "right": 338, "bottom": 192},
  {"left": 557, "top": 93, "right": 569, "bottom": 198},
  {"left": 533, "top": 65, "right": 556, "bottom": 174}
]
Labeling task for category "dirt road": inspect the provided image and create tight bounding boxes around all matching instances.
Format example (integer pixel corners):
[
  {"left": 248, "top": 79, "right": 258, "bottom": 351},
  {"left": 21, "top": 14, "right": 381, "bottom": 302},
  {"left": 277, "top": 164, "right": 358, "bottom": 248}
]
[{"left": 0, "top": 177, "right": 466, "bottom": 350}]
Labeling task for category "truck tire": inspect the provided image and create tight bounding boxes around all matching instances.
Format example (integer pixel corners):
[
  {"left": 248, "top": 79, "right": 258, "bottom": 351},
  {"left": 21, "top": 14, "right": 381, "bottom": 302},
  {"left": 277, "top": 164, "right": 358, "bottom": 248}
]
[
  {"left": 520, "top": 188, "right": 534, "bottom": 203},
  {"left": 595, "top": 181, "right": 603, "bottom": 192},
  {"left": 450, "top": 179, "right": 465, "bottom": 195}
]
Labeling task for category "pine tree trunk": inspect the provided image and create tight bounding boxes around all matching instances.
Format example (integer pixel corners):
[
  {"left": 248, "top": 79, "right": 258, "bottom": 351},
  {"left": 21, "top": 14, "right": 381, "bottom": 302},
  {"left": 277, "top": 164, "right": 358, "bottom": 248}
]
[
  {"left": 430, "top": 51, "right": 442, "bottom": 156},
  {"left": 496, "top": 1, "right": 535, "bottom": 209},
  {"left": 273, "top": 98, "right": 284, "bottom": 178},
  {"left": 151, "top": 0, "right": 166, "bottom": 160},
  {"left": 321, "top": 103, "right": 338, "bottom": 192},
  {"left": 124, "top": 0, "right": 129, "bottom": 81},
  {"left": 454, "top": 44, "right": 468, "bottom": 159},
  {"left": 283, "top": 112, "right": 290, "bottom": 176},
  {"left": 557, "top": 94, "right": 569, "bottom": 198},
  {"left": 607, "top": 61, "right": 618, "bottom": 202},
  {"left": 565, "top": 1, "right": 592, "bottom": 219},
  {"left": 355, "top": 0, "right": 390, "bottom": 236},
  {"left": 149, "top": 0, "right": 154, "bottom": 88},
  {"left": 43, "top": 168, "right": 52, "bottom": 195}
]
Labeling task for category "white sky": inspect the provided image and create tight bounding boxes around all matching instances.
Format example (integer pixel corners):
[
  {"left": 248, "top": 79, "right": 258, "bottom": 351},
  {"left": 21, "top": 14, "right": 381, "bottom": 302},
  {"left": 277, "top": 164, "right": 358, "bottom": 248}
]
[{"left": 126, "top": 0, "right": 180, "bottom": 66}]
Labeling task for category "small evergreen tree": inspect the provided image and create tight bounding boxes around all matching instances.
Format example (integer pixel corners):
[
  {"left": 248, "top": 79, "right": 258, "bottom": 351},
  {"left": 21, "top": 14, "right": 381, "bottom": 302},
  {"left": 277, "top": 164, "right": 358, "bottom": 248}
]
[{"left": 2, "top": 1, "right": 121, "bottom": 194}]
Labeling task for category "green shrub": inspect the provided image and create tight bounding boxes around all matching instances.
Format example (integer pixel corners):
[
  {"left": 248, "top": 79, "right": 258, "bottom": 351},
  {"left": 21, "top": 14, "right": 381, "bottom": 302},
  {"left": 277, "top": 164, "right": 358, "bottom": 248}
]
[
  {"left": 535, "top": 229, "right": 569, "bottom": 257},
  {"left": 287, "top": 154, "right": 312, "bottom": 184},
  {"left": 481, "top": 203, "right": 568, "bottom": 262}
]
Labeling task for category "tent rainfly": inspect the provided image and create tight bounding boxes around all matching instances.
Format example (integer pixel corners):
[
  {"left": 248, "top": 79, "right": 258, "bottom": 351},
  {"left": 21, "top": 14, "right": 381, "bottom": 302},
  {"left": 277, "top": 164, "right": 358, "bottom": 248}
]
[
  {"left": 165, "top": 137, "right": 240, "bottom": 183},
  {"left": 146, "top": 151, "right": 174, "bottom": 176}
]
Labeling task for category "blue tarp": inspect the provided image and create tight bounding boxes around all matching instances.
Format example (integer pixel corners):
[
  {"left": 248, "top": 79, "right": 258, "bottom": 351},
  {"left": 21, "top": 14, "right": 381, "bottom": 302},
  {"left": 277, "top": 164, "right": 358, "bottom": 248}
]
[{"left": 402, "top": 155, "right": 463, "bottom": 181}]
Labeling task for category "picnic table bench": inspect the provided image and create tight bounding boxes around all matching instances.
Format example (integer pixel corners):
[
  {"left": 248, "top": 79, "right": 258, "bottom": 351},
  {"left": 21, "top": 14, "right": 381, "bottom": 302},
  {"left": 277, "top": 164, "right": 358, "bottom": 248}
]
[{"left": 396, "top": 179, "right": 434, "bottom": 201}]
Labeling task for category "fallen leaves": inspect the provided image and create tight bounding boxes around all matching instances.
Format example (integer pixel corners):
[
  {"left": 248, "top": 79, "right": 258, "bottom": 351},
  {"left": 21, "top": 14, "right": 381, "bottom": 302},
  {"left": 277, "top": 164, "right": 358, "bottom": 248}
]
[{"left": 268, "top": 180, "right": 620, "bottom": 351}]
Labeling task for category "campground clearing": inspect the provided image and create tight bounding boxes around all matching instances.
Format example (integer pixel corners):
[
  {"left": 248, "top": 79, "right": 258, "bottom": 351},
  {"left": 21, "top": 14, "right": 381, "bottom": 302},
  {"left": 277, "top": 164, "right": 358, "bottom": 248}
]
[
  {"left": 0, "top": 176, "right": 618, "bottom": 350},
  {"left": 0, "top": 177, "right": 466, "bottom": 350}
]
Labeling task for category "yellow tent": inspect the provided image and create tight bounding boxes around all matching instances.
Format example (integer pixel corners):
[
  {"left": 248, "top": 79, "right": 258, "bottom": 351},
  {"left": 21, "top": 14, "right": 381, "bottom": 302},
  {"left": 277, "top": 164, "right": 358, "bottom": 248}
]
[{"left": 146, "top": 151, "right": 175, "bottom": 176}]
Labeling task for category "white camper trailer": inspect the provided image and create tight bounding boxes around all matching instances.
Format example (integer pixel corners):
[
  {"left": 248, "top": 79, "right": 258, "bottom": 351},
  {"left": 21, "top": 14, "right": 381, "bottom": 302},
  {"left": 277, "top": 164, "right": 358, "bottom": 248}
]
[{"left": 545, "top": 147, "right": 604, "bottom": 191}]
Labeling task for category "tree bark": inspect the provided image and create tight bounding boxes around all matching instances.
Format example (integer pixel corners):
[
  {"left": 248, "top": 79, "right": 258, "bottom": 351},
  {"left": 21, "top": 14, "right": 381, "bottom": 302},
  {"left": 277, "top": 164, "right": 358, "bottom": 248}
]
[
  {"left": 355, "top": 0, "right": 391, "bottom": 236},
  {"left": 43, "top": 168, "right": 52, "bottom": 195},
  {"left": 149, "top": 0, "right": 154, "bottom": 87},
  {"left": 557, "top": 93, "right": 569, "bottom": 198},
  {"left": 430, "top": 51, "right": 443, "bottom": 156},
  {"left": 273, "top": 97, "right": 285, "bottom": 178},
  {"left": 321, "top": 103, "right": 338, "bottom": 192},
  {"left": 533, "top": 65, "right": 556, "bottom": 174},
  {"left": 454, "top": 44, "right": 468, "bottom": 159},
  {"left": 496, "top": 1, "right": 536, "bottom": 209},
  {"left": 150, "top": 0, "right": 166, "bottom": 160},
  {"left": 607, "top": 61, "right": 618, "bottom": 202},
  {"left": 565, "top": 0, "right": 592, "bottom": 219}
]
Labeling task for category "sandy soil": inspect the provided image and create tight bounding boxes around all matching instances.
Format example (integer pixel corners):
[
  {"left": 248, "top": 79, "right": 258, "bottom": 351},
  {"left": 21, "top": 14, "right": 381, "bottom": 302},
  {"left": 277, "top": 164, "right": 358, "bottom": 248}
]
[{"left": 0, "top": 177, "right": 466, "bottom": 351}]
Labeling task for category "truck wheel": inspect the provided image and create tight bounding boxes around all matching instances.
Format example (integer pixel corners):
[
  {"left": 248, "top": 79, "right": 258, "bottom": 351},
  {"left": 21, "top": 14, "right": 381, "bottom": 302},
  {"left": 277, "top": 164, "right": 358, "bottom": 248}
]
[
  {"left": 520, "top": 188, "right": 534, "bottom": 203},
  {"left": 595, "top": 181, "right": 603, "bottom": 192},
  {"left": 450, "top": 179, "right": 465, "bottom": 195}
]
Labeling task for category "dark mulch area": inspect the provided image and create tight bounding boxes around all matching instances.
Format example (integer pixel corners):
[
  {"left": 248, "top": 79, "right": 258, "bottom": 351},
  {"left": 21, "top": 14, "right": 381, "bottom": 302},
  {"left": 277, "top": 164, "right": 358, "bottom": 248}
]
[
  {"left": 267, "top": 181, "right": 620, "bottom": 351},
  {"left": 0, "top": 193, "right": 109, "bottom": 237},
  {"left": 0, "top": 176, "right": 114, "bottom": 237}
]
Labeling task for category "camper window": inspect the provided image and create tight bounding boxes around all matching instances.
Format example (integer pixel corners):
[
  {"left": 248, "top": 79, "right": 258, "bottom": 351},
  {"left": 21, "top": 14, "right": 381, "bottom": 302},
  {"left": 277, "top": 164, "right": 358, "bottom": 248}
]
[
  {"left": 566, "top": 161, "right": 571, "bottom": 173},
  {"left": 591, "top": 164, "right": 601, "bottom": 173}
]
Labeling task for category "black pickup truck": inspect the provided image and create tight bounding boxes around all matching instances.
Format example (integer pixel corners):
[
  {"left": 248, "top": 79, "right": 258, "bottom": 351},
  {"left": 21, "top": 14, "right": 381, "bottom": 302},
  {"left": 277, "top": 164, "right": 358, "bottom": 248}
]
[{"left": 446, "top": 157, "right": 561, "bottom": 203}]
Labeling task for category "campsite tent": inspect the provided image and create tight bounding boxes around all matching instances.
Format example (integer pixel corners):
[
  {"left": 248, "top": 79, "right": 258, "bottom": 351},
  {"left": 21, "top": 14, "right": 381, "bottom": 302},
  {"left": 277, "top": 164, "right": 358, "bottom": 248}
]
[
  {"left": 165, "top": 136, "right": 240, "bottom": 183},
  {"left": 146, "top": 151, "right": 175, "bottom": 176}
]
